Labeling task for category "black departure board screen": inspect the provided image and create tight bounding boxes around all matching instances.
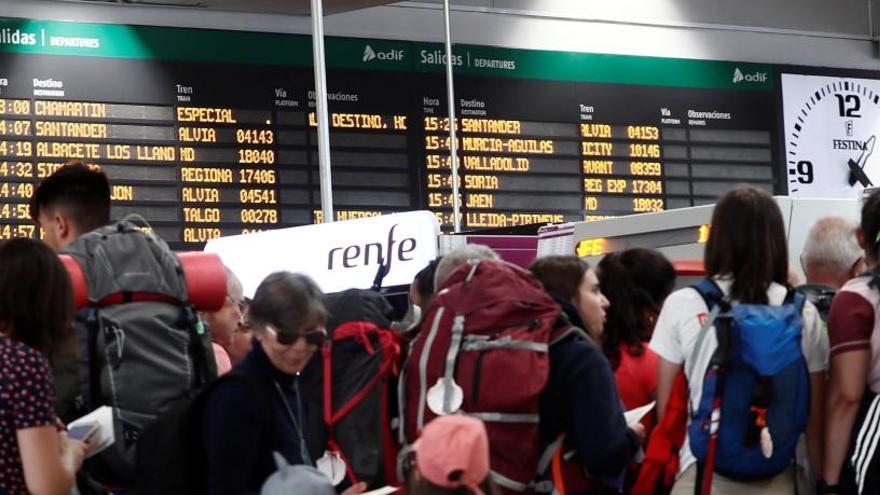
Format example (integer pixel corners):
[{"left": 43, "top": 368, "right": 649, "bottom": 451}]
[
  {"left": 418, "top": 73, "right": 776, "bottom": 229},
  {"left": 0, "top": 18, "right": 779, "bottom": 246}
]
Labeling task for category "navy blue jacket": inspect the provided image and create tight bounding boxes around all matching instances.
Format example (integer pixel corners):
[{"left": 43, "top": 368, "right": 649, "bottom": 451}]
[
  {"left": 201, "top": 343, "right": 311, "bottom": 495},
  {"left": 539, "top": 295, "right": 640, "bottom": 492}
]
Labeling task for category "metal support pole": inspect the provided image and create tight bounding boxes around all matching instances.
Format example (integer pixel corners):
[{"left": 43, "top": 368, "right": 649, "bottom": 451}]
[
  {"left": 443, "top": 0, "right": 461, "bottom": 233},
  {"left": 311, "top": 0, "right": 334, "bottom": 222}
]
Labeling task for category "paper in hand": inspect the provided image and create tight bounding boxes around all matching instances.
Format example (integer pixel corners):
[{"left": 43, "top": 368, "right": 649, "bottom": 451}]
[
  {"left": 624, "top": 401, "right": 656, "bottom": 426},
  {"left": 361, "top": 487, "right": 400, "bottom": 495},
  {"left": 68, "top": 406, "right": 114, "bottom": 457}
]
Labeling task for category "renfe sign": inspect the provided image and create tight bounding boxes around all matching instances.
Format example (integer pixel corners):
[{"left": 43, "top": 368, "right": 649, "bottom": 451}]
[{"left": 204, "top": 211, "right": 440, "bottom": 296}]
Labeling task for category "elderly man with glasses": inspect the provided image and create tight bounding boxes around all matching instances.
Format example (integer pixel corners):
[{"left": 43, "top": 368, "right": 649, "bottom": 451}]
[{"left": 200, "top": 266, "right": 246, "bottom": 375}]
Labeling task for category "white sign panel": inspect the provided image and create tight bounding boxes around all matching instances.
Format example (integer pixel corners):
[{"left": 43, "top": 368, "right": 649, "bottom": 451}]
[
  {"left": 782, "top": 73, "right": 880, "bottom": 198},
  {"left": 205, "top": 211, "right": 440, "bottom": 296}
]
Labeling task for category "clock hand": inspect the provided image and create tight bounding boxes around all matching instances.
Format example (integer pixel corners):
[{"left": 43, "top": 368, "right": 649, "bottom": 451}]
[
  {"left": 848, "top": 135, "right": 877, "bottom": 186},
  {"left": 861, "top": 135, "right": 876, "bottom": 166},
  {"left": 849, "top": 158, "right": 873, "bottom": 187}
]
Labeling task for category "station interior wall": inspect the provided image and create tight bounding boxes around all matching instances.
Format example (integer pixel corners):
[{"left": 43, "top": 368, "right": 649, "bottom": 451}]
[{"left": 4, "top": 0, "right": 878, "bottom": 70}]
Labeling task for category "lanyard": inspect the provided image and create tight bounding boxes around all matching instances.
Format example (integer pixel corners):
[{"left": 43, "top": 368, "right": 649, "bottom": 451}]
[{"left": 273, "top": 380, "right": 313, "bottom": 466}]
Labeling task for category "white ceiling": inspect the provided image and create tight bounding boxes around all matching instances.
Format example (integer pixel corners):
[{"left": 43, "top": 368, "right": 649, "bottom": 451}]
[{"left": 69, "top": 0, "right": 401, "bottom": 15}]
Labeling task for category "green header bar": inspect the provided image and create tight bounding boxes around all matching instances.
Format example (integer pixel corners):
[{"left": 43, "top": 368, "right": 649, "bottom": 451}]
[
  {"left": 412, "top": 42, "right": 773, "bottom": 91},
  {"left": 0, "top": 17, "right": 773, "bottom": 90}
]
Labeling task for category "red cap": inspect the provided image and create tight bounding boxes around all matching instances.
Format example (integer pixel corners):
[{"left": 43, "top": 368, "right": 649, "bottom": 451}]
[{"left": 414, "top": 415, "right": 490, "bottom": 495}]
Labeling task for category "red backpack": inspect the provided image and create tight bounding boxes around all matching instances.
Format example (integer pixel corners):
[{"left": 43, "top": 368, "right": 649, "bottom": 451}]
[{"left": 400, "top": 259, "right": 562, "bottom": 493}]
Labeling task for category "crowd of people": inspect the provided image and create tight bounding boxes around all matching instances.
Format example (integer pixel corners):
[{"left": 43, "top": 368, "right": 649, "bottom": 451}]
[{"left": 1, "top": 161, "right": 879, "bottom": 495}]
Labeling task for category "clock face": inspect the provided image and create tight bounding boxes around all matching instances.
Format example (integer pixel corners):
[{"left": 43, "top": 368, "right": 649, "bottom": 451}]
[{"left": 782, "top": 74, "right": 880, "bottom": 198}]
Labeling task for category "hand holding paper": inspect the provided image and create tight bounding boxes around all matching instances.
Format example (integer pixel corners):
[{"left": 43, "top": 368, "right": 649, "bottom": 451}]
[
  {"left": 361, "top": 487, "right": 399, "bottom": 495},
  {"left": 624, "top": 401, "right": 656, "bottom": 426},
  {"left": 68, "top": 406, "right": 115, "bottom": 457}
]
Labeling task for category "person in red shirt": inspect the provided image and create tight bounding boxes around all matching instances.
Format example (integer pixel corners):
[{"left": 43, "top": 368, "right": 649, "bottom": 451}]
[{"left": 598, "top": 248, "right": 675, "bottom": 418}]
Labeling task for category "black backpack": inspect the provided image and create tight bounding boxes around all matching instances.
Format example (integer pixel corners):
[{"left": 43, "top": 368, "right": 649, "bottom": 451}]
[
  {"left": 134, "top": 371, "right": 274, "bottom": 495},
  {"left": 300, "top": 288, "right": 401, "bottom": 489},
  {"left": 796, "top": 284, "right": 836, "bottom": 322},
  {"left": 62, "top": 220, "right": 217, "bottom": 486}
]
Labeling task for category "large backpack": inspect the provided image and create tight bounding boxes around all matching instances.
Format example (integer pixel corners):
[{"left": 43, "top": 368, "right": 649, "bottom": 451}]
[
  {"left": 300, "top": 288, "right": 401, "bottom": 489},
  {"left": 134, "top": 371, "right": 274, "bottom": 494},
  {"left": 400, "top": 259, "right": 562, "bottom": 493},
  {"left": 687, "top": 279, "right": 809, "bottom": 490},
  {"left": 63, "top": 220, "right": 217, "bottom": 486}
]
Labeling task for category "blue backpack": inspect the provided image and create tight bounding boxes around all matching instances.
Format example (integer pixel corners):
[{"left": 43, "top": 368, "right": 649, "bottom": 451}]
[{"left": 687, "top": 279, "right": 810, "bottom": 482}]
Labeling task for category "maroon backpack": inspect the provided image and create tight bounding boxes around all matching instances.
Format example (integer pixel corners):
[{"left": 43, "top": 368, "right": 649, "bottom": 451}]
[{"left": 400, "top": 259, "right": 563, "bottom": 493}]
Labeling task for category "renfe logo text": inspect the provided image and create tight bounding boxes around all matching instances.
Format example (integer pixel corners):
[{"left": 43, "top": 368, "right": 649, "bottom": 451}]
[{"left": 327, "top": 224, "right": 417, "bottom": 270}]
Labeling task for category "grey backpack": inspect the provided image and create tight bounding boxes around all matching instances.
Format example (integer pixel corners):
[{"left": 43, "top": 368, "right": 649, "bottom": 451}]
[{"left": 63, "top": 220, "right": 216, "bottom": 487}]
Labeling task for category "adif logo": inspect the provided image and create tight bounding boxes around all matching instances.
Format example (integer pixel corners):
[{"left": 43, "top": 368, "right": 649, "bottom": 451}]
[
  {"left": 362, "top": 44, "right": 404, "bottom": 63},
  {"left": 363, "top": 45, "right": 376, "bottom": 62},
  {"left": 733, "top": 67, "right": 768, "bottom": 84}
]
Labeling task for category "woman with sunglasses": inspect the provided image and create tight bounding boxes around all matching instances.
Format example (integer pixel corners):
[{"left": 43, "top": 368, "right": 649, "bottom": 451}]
[{"left": 201, "top": 272, "right": 357, "bottom": 495}]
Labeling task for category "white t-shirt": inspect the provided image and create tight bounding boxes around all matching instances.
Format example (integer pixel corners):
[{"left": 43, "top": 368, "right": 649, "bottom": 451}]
[{"left": 649, "top": 277, "right": 829, "bottom": 476}]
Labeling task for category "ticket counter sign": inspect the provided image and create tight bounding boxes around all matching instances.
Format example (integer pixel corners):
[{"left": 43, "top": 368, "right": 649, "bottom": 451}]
[{"left": 205, "top": 211, "right": 440, "bottom": 295}]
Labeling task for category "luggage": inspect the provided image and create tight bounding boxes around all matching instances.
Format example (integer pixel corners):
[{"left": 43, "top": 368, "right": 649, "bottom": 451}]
[
  {"left": 400, "top": 259, "right": 562, "bottom": 493},
  {"left": 688, "top": 279, "right": 810, "bottom": 491},
  {"left": 63, "top": 219, "right": 217, "bottom": 486},
  {"left": 301, "top": 289, "right": 402, "bottom": 488}
]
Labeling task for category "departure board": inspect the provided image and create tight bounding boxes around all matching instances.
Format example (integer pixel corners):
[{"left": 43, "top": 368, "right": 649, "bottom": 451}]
[
  {"left": 0, "top": 18, "right": 780, "bottom": 247},
  {"left": 419, "top": 73, "right": 776, "bottom": 230}
]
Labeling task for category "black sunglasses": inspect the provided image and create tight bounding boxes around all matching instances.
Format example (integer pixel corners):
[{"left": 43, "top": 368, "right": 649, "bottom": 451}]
[{"left": 265, "top": 324, "right": 327, "bottom": 347}]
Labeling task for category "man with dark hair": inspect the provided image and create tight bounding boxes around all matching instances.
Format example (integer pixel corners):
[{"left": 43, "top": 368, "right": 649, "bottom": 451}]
[
  {"left": 29, "top": 162, "right": 111, "bottom": 251},
  {"left": 28, "top": 162, "right": 113, "bottom": 425}
]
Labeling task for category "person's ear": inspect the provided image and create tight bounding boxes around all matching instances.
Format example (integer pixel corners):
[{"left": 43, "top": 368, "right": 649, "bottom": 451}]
[{"left": 53, "top": 213, "right": 72, "bottom": 241}]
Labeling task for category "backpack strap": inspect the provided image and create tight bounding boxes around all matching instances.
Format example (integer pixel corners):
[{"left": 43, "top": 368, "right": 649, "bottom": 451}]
[
  {"left": 786, "top": 288, "right": 807, "bottom": 313},
  {"left": 322, "top": 341, "right": 358, "bottom": 485},
  {"left": 441, "top": 315, "right": 466, "bottom": 413},
  {"left": 549, "top": 312, "right": 590, "bottom": 347},
  {"left": 686, "top": 279, "right": 727, "bottom": 380},
  {"left": 84, "top": 304, "right": 104, "bottom": 410},
  {"left": 692, "top": 279, "right": 725, "bottom": 312}
]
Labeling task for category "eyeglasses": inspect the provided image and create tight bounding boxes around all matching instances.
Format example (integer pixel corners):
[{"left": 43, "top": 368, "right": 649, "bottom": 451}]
[
  {"left": 226, "top": 294, "right": 247, "bottom": 313},
  {"left": 265, "top": 324, "right": 326, "bottom": 347}
]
